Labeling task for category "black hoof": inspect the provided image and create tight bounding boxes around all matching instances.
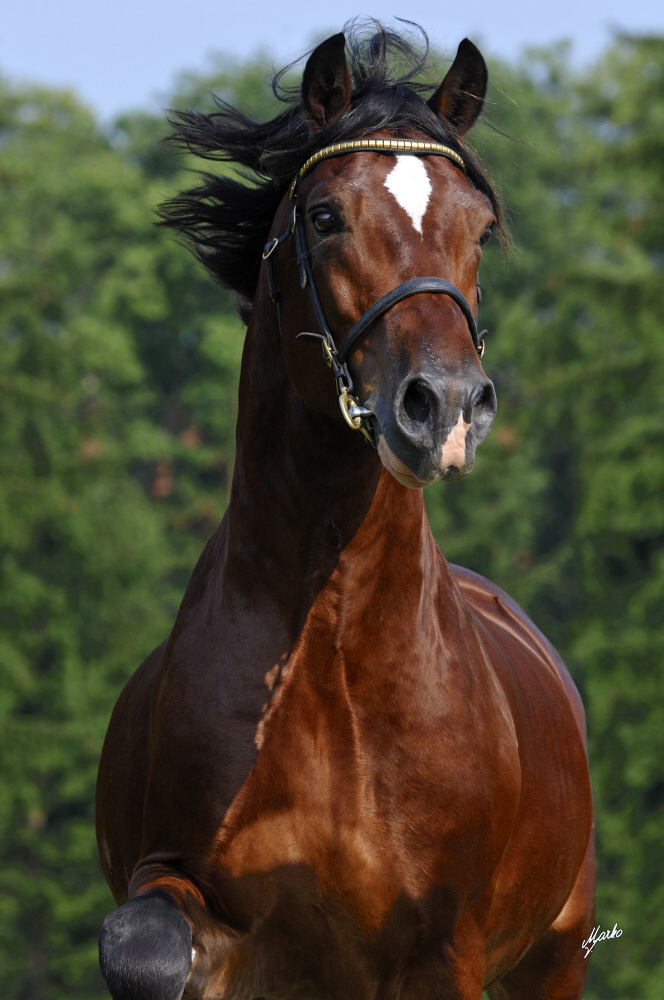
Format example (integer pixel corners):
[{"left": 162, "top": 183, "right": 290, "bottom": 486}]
[{"left": 99, "top": 890, "right": 193, "bottom": 1000}]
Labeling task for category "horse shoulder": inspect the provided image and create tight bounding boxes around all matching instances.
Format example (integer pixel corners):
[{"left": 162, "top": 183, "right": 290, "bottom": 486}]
[
  {"left": 450, "top": 564, "right": 593, "bottom": 975},
  {"left": 450, "top": 563, "right": 587, "bottom": 743}
]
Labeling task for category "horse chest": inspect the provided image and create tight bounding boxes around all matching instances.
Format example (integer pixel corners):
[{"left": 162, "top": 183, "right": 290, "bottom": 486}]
[
  {"left": 196, "top": 674, "right": 514, "bottom": 1000},
  {"left": 215, "top": 656, "right": 512, "bottom": 935}
]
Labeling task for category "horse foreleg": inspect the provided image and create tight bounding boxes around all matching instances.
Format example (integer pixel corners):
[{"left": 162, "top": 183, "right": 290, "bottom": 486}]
[
  {"left": 100, "top": 871, "right": 240, "bottom": 1000},
  {"left": 397, "top": 915, "right": 487, "bottom": 1000},
  {"left": 99, "top": 889, "right": 193, "bottom": 1000}
]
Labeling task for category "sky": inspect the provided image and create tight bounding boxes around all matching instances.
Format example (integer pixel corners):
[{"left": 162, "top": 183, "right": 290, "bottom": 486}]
[{"left": 2, "top": 0, "right": 663, "bottom": 121}]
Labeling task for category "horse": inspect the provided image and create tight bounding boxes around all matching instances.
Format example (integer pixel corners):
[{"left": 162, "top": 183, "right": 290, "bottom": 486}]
[{"left": 96, "top": 25, "right": 595, "bottom": 1000}]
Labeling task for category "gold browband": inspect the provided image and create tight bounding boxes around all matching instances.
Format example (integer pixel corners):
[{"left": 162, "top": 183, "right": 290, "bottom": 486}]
[{"left": 292, "top": 138, "right": 467, "bottom": 195}]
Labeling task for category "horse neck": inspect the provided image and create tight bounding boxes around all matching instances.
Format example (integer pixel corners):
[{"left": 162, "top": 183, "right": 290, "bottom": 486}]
[{"left": 222, "top": 289, "right": 442, "bottom": 640}]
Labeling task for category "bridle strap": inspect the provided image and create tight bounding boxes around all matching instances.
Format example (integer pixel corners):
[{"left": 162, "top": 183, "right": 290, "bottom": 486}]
[
  {"left": 293, "top": 213, "right": 356, "bottom": 398},
  {"left": 338, "top": 277, "right": 480, "bottom": 365}
]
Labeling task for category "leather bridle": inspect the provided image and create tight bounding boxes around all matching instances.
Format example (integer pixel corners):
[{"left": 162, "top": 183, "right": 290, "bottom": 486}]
[{"left": 262, "top": 138, "right": 487, "bottom": 447}]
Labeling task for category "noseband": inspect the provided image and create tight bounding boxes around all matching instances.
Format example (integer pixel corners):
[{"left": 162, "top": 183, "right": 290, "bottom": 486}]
[{"left": 262, "top": 138, "right": 488, "bottom": 447}]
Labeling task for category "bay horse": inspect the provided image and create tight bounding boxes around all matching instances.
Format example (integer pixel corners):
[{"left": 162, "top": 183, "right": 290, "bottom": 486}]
[{"left": 96, "top": 25, "right": 594, "bottom": 1000}]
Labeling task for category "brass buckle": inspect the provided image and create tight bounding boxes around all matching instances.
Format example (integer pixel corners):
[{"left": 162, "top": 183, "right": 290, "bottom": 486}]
[
  {"left": 339, "top": 388, "right": 375, "bottom": 445},
  {"left": 339, "top": 387, "right": 363, "bottom": 430},
  {"left": 321, "top": 341, "right": 334, "bottom": 369},
  {"left": 478, "top": 338, "right": 485, "bottom": 360}
]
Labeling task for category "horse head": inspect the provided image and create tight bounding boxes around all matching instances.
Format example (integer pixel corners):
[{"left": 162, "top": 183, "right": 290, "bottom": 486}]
[{"left": 273, "top": 33, "right": 498, "bottom": 487}]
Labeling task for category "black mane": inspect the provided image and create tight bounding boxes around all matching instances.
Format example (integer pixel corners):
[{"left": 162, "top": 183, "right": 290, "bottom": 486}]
[{"left": 160, "top": 21, "right": 504, "bottom": 303}]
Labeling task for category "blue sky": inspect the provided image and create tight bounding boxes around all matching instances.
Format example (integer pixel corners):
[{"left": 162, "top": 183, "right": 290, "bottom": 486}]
[{"left": 3, "top": 0, "right": 663, "bottom": 120}]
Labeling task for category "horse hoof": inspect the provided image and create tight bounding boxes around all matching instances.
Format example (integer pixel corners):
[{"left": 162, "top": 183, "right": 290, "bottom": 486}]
[{"left": 99, "top": 890, "right": 193, "bottom": 1000}]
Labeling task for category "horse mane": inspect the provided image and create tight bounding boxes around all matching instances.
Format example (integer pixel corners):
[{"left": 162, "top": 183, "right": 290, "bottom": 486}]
[{"left": 159, "top": 20, "right": 505, "bottom": 304}]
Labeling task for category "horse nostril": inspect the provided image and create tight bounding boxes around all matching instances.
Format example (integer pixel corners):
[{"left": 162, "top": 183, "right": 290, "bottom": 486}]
[
  {"left": 466, "top": 381, "right": 496, "bottom": 420},
  {"left": 402, "top": 380, "right": 434, "bottom": 426}
]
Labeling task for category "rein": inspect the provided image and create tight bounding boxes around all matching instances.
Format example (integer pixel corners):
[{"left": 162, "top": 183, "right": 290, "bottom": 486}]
[{"left": 262, "top": 138, "right": 487, "bottom": 447}]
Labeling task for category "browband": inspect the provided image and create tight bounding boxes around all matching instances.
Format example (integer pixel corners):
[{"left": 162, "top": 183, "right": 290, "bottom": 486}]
[{"left": 291, "top": 138, "right": 467, "bottom": 196}]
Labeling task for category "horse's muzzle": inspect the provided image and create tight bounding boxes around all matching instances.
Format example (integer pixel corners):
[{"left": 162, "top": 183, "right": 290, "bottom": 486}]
[{"left": 374, "top": 372, "right": 497, "bottom": 487}]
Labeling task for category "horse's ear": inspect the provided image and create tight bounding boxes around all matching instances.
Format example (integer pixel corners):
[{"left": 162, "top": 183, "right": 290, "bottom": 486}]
[
  {"left": 427, "top": 39, "right": 487, "bottom": 135},
  {"left": 302, "top": 33, "right": 352, "bottom": 132}
]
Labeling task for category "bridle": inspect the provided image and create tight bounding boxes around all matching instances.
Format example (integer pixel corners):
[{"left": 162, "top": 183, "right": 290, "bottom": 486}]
[{"left": 262, "top": 138, "right": 488, "bottom": 448}]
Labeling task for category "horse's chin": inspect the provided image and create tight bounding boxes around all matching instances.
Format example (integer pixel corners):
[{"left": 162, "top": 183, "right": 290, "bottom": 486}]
[
  {"left": 377, "top": 435, "right": 473, "bottom": 487},
  {"left": 377, "top": 436, "right": 432, "bottom": 489}
]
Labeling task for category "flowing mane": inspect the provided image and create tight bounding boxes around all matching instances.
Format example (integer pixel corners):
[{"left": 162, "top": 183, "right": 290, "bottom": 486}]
[{"left": 159, "top": 21, "right": 505, "bottom": 302}]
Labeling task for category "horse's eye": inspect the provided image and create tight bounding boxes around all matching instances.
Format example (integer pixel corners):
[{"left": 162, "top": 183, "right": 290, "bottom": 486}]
[
  {"left": 479, "top": 226, "right": 493, "bottom": 247},
  {"left": 312, "top": 211, "right": 337, "bottom": 234}
]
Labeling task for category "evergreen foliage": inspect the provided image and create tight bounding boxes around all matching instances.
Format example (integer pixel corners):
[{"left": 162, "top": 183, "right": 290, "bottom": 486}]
[{"left": 0, "top": 35, "right": 662, "bottom": 998}]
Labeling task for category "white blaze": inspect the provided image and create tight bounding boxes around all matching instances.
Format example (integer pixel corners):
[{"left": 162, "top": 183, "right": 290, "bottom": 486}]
[
  {"left": 441, "top": 412, "right": 471, "bottom": 468},
  {"left": 384, "top": 156, "right": 432, "bottom": 234}
]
